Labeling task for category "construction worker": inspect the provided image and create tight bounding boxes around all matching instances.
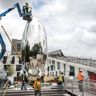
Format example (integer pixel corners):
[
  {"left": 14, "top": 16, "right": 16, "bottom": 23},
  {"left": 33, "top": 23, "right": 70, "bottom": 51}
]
[
  {"left": 77, "top": 69, "right": 84, "bottom": 92},
  {"left": 57, "top": 72, "right": 64, "bottom": 91},
  {"left": 33, "top": 77, "right": 41, "bottom": 96},
  {"left": 22, "top": 2, "right": 29, "bottom": 15},
  {"left": 22, "top": 2, "right": 32, "bottom": 15},
  {"left": 21, "top": 70, "right": 27, "bottom": 90}
]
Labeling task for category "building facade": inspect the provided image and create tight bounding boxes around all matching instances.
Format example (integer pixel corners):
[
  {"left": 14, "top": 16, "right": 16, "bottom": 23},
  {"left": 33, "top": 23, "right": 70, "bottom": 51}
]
[
  {"left": 45, "top": 50, "right": 96, "bottom": 80},
  {"left": 2, "top": 53, "right": 22, "bottom": 83},
  {"left": 11, "top": 39, "right": 21, "bottom": 55}
]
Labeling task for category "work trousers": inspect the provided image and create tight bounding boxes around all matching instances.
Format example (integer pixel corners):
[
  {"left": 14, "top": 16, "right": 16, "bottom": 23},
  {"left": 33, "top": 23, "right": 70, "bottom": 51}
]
[
  {"left": 57, "top": 82, "right": 64, "bottom": 95},
  {"left": 35, "top": 90, "right": 41, "bottom": 96},
  {"left": 21, "top": 81, "right": 27, "bottom": 90},
  {"left": 78, "top": 80, "right": 83, "bottom": 92}
]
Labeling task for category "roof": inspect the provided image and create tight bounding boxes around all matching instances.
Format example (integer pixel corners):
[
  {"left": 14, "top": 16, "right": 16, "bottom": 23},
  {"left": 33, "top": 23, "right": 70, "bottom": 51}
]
[{"left": 48, "top": 49, "right": 65, "bottom": 57}]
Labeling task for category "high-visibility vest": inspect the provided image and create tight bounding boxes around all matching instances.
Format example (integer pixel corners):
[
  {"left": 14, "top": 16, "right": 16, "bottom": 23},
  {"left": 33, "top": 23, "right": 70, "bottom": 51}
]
[
  {"left": 77, "top": 72, "right": 84, "bottom": 81},
  {"left": 58, "top": 74, "right": 63, "bottom": 81},
  {"left": 33, "top": 81, "right": 41, "bottom": 90}
]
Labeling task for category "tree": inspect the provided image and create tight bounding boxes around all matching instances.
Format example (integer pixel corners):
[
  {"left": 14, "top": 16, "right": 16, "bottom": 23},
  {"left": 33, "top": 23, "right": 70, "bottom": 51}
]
[
  {"left": 21, "top": 42, "right": 43, "bottom": 62},
  {"left": 30, "top": 42, "right": 43, "bottom": 58}
]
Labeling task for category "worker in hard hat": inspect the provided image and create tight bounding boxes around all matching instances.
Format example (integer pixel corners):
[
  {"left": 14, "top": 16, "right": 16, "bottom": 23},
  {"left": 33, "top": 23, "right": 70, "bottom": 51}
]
[
  {"left": 57, "top": 72, "right": 64, "bottom": 92},
  {"left": 22, "top": 2, "right": 32, "bottom": 15},
  {"left": 21, "top": 70, "right": 27, "bottom": 90},
  {"left": 77, "top": 69, "right": 84, "bottom": 92},
  {"left": 33, "top": 77, "right": 41, "bottom": 96}
]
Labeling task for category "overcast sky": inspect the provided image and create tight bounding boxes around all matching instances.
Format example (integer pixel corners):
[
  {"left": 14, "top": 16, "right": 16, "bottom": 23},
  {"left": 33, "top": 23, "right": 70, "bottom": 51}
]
[{"left": 0, "top": 0, "right": 96, "bottom": 59}]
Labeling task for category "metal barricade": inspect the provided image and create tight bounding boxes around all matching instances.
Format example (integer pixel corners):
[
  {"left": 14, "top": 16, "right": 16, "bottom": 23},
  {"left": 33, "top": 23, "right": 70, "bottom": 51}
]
[{"left": 65, "top": 79, "right": 96, "bottom": 96}]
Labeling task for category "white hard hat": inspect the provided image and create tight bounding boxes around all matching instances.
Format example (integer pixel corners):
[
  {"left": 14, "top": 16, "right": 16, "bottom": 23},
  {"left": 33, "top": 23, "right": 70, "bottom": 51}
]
[
  {"left": 37, "top": 76, "right": 41, "bottom": 80},
  {"left": 79, "top": 69, "right": 82, "bottom": 72}
]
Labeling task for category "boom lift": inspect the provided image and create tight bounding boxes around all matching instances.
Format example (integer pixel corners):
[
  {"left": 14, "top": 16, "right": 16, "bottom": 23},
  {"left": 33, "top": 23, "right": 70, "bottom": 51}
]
[
  {"left": 0, "top": 3, "right": 32, "bottom": 60},
  {"left": 0, "top": 2, "right": 32, "bottom": 22},
  {"left": 0, "top": 33, "right": 6, "bottom": 60}
]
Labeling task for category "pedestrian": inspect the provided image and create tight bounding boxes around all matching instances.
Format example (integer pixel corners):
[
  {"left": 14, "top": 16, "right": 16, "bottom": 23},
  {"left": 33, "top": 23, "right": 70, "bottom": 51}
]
[
  {"left": 57, "top": 72, "right": 64, "bottom": 92},
  {"left": 33, "top": 77, "right": 41, "bottom": 96},
  {"left": 77, "top": 69, "right": 84, "bottom": 92}
]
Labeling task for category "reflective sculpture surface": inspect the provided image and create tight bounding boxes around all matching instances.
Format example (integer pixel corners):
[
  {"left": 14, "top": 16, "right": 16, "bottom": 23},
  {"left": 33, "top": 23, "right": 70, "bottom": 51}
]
[{"left": 21, "top": 17, "right": 47, "bottom": 76}]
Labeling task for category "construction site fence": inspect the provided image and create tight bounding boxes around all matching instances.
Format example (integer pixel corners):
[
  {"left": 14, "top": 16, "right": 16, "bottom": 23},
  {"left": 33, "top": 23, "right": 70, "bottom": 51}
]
[{"left": 64, "top": 79, "right": 96, "bottom": 96}]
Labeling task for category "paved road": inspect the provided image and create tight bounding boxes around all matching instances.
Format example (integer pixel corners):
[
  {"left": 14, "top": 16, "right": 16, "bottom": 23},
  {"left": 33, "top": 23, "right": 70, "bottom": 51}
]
[
  {"left": 1, "top": 83, "right": 96, "bottom": 96},
  {"left": 0, "top": 85, "right": 68, "bottom": 96}
]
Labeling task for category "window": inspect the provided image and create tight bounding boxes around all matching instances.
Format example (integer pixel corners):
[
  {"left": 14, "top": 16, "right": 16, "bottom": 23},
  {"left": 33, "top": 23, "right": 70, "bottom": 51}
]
[
  {"left": 3, "top": 56, "right": 7, "bottom": 64},
  {"left": 17, "top": 43, "right": 21, "bottom": 51},
  {"left": 64, "top": 64, "right": 66, "bottom": 76},
  {"left": 52, "top": 60, "right": 55, "bottom": 64},
  {"left": 47, "top": 66, "right": 49, "bottom": 71},
  {"left": 52, "top": 60, "right": 55, "bottom": 70},
  {"left": 16, "top": 65, "right": 21, "bottom": 71},
  {"left": 11, "top": 56, "right": 15, "bottom": 64},
  {"left": 51, "top": 65, "right": 54, "bottom": 71},
  {"left": 69, "top": 66, "right": 75, "bottom": 76},
  {"left": 57, "top": 62, "right": 60, "bottom": 70}
]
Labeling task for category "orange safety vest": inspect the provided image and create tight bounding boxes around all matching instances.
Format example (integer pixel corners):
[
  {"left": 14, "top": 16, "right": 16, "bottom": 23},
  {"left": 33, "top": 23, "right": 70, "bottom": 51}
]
[
  {"left": 77, "top": 72, "right": 84, "bottom": 81},
  {"left": 33, "top": 80, "right": 41, "bottom": 90}
]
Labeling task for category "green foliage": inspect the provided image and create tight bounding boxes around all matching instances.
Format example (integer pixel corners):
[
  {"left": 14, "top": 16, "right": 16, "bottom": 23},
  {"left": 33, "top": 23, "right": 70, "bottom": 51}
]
[
  {"left": 30, "top": 42, "right": 42, "bottom": 58},
  {"left": 21, "top": 42, "right": 43, "bottom": 62}
]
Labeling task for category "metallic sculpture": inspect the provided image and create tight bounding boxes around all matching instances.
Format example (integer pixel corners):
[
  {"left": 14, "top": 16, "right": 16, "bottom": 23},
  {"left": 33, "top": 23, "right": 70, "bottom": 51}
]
[{"left": 21, "top": 16, "right": 47, "bottom": 76}]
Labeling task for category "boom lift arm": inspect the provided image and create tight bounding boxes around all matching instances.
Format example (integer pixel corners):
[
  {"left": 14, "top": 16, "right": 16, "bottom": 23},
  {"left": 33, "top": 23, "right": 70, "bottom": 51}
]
[
  {"left": 0, "top": 3, "right": 32, "bottom": 22},
  {"left": 0, "top": 33, "right": 6, "bottom": 60}
]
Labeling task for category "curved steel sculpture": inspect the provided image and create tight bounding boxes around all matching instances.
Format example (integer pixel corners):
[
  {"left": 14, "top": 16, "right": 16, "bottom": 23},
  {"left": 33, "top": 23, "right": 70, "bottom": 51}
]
[{"left": 21, "top": 16, "right": 47, "bottom": 76}]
